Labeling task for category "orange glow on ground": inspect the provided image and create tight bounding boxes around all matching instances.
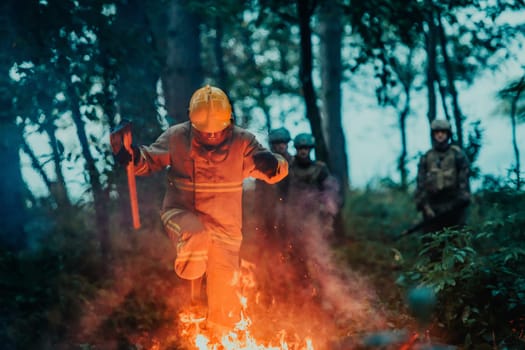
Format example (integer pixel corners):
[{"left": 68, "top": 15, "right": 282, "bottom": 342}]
[{"left": 177, "top": 259, "right": 322, "bottom": 350}]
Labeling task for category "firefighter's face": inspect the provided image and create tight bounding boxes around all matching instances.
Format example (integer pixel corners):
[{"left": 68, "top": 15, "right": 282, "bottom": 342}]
[
  {"left": 432, "top": 130, "right": 449, "bottom": 143},
  {"left": 270, "top": 141, "right": 288, "bottom": 156},
  {"left": 193, "top": 126, "right": 231, "bottom": 146}
]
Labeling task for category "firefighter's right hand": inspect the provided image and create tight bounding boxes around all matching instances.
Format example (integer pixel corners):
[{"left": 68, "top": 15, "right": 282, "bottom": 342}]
[
  {"left": 253, "top": 151, "right": 278, "bottom": 177},
  {"left": 423, "top": 204, "right": 435, "bottom": 218},
  {"left": 113, "top": 145, "right": 139, "bottom": 166}
]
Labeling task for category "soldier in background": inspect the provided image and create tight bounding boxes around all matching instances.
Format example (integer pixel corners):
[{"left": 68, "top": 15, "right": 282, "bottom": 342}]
[
  {"left": 285, "top": 133, "right": 341, "bottom": 297},
  {"left": 415, "top": 119, "right": 471, "bottom": 233},
  {"left": 250, "top": 128, "right": 293, "bottom": 306},
  {"left": 287, "top": 133, "right": 340, "bottom": 228},
  {"left": 253, "top": 127, "right": 293, "bottom": 246}
]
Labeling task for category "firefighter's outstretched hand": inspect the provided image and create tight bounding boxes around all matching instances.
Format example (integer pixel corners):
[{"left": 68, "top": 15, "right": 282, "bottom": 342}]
[{"left": 253, "top": 151, "right": 278, "bottom": 177}]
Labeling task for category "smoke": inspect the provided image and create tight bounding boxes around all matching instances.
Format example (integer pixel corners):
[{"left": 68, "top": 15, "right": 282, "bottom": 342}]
[
  {"left": 243, "top": 186, "right": 389, "bottom": 348},
  {"left": 298, "top": 213, "right": 386, "bottom": 329},
  {"left": 62, "top": 184, "right": 389, "bottom": 349},
  {"left": 65, "top": 229, "right": 190, "bottom": 348}
]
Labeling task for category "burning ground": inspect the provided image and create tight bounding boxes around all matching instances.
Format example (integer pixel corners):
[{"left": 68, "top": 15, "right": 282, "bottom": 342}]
[{"left": 56, "top": 190, "right": 414, "bottom": 350}]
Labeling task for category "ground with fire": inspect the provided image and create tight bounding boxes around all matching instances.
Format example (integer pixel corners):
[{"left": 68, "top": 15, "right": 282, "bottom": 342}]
[
  {"left": 2, "top": 183, "right": 524, "bottom": 349},
  {"left": 64, "top": 229, "right": 417, "bottom": 350},
  {"left": 66, "top": 187, "right": 418, "bottom": 350}
]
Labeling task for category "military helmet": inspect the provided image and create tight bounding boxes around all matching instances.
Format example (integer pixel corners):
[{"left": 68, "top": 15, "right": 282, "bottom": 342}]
[
  {"left": 293, "top": 133, "right": 315, "bottom": 148},
  {"left": 430, "top": 119, "right": 452, "bottom": 132},
  {"left": 269, "top": 127, "right": 291, "bottom": 143},
  {"left": 189, "top": 85, "right": 232, "bottom": 133}
]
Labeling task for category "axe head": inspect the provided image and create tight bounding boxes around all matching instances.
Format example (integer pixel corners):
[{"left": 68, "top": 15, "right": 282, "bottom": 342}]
[{"left": 110, "top": 119, "right": 133, "bottom": 154}]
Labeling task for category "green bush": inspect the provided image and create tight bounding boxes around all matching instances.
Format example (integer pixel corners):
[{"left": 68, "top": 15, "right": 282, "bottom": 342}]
[
  {"left": 398, "top": 187, "right": 525, "bottom": 349},
  {"left": 342, "top": 179, "right": 419, "bottom": 241},
  {"left": 0, "top": 229, "right": 103, "bottom": 349}
]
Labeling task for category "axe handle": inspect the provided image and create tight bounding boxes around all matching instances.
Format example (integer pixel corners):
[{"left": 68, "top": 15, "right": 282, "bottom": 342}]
[{"left": 123, "top": 130, "right": 141, "bottom": 229}]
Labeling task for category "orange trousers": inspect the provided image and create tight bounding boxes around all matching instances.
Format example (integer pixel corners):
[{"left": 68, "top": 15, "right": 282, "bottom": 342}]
[{"left": 206, "top": 239, "right": 241, "bottom": 329}]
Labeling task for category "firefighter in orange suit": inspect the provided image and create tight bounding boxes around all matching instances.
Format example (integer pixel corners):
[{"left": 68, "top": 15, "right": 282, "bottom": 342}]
[{"left": 111, "top": 85, "right": 288, "bottom": 334}]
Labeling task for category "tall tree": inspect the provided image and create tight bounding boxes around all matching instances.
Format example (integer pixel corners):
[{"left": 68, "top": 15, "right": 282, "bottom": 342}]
[
  {"left": 498, "top": 75, "right": 525, "bottom": 190},
  {"left": 109, "top": 0, "right": 165, "bottom": 140},
  {"left": 0, "top": 0, "right": 30, "bottom": 250},
  {"left": 426, "top": 0, "right": 525, "bottom": 148},
  {"left": 7, "top": 0, "right": 143, "bottom": 257},
  {"left": 162, "top": 0, "right": 203, "bottom": 124},
  {"left": 424, "top": 0, "right": 438, "bottom": 126},
  {"left": 296, "top": 0, "right": 329, "bottom": 163},
  {"left": 382, "top": 49, "right": 419, "bottom": 190},
  {"left": 319, "top": 0, "right": 349, "bottom": 190},
  {"left": 220, "top": 1, "right": 300, "bottom": 130}
]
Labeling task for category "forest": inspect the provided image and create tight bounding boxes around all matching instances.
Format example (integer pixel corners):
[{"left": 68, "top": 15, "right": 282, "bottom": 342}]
[{"left": 1, "top": 0, "right": 525, "bottom": 349}]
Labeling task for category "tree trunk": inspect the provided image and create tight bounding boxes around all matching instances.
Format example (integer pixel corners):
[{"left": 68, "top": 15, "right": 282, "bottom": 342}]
[
  {"left": 389, "top": 51, "right": 416, "bottom": 191},
  {"left": 0, "top": 120, "right": 27, "bottom": 250},
  {"left": 319, "top": 1, "right": 349, "bottom": 190},
  {"left": 424, "top": 1, "right": 438, "bottom": 127},
  {"left": 43, "top": 122, "right": 72, "bottom": 209},
  {"left": 437, "top": 13, "right": 464, "bottom": 148},
  {"left": 398, "top": 92, "right": 410, "bottom": 190},
  {"left": 0, "top": 1, "right": 26, "bottom": 250},
  {"left": 437, "top": 78, "right": 451, "bottom": 122},
  {"left": 114, "top": 0, "right": 163, "bottom": 141},
  {"left": 68, "top": 85, "right": 110, "bottom": 260},
  {"left": 296, "top": 0, "right": 329, "bottom": 163},
  {"left": 162, "top": 0, "right": 203, "bottom": 124},
  {"left": 510, "top": 79, "right": 523, "bottom": 190}
]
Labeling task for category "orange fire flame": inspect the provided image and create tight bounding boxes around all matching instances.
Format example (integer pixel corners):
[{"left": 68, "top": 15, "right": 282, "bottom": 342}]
[{"left": 178, "top": 259, "right": 316, "bottom": 350}]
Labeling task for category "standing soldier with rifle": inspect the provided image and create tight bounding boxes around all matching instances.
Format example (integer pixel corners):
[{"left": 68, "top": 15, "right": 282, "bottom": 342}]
[
  {"left": 110, "top": 85, "right": 288, "bottom": 337},
  {"left": 414, "top": 119, "right": 471, "bottom": 234}
]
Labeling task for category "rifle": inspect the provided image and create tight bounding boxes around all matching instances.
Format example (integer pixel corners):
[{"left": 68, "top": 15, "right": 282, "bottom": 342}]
[
  {"left": 397, "top": 200, "right": 468, "bottom": 239},
  {"left": 110, "top": 120, "right": 141, "bottom": 229}
]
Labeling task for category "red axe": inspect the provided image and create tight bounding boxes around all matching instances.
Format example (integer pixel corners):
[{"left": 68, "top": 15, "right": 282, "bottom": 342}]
[{"left": 110, "top": 120, "right": 141, "bottom": 229}]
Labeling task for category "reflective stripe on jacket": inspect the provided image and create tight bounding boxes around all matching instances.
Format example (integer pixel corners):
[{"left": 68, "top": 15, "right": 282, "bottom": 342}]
[{"left": 134, "top": 121, "right": 288, "bottom": 247}]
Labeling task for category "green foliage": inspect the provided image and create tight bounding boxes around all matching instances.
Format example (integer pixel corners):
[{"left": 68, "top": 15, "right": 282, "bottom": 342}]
[
  {"left": 464, "top": 120, "right": 483, "bottom": 176},
  {"left": 0, "top": 227, "right": 103, "bottom": 348},
  {"left": 99, "top": 289, "right": 171, "bottom": 337},
  {"left": 338, "top": 178, "right": 525, "bottom": 348},
  {"left": 398, "top": 187, "right": 525, "bottom": 348},
  {"left": 342, "top": 179, "right": 419, "bottom": 241}
]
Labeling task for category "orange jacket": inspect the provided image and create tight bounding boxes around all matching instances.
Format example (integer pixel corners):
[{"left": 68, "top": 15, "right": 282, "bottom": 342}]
[{"left": 134, "top": 122, "right": 288, "bottom": 247}]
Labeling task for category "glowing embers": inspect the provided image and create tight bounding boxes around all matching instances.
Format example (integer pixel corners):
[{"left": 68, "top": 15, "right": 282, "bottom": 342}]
[
  {"left": 177, "top": 259, "right": 316, "bottom": 350},
  {"left": 178, "top": 301, "right": 315, "bottom": 350}
]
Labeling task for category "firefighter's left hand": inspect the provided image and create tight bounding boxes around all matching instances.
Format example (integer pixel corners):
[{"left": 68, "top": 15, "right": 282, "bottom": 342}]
[{"left": 253, "top": 151, "right": 278, "bottom": 177}]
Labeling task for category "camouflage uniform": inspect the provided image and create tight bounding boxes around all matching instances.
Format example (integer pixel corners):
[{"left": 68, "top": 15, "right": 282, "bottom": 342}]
[
  {"left": 253, "top": 128, "right": 292, "bottom": 246},
  {"left": 287, "top": 157, "right": 339, "bottom": 233},
  {"left": 415, "top": 120, "right": 471, "bottom": 233},
  {"left": 287, "top": 133, "right": 340, "bottom": 219},
  {"left": 284, "top": 134, "right": 341, "bottom": 298}
]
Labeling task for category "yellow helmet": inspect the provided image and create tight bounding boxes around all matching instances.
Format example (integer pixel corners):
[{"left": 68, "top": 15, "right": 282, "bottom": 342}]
[{"left": 189, "top": 85, "right": 232, "bottom": 133}]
